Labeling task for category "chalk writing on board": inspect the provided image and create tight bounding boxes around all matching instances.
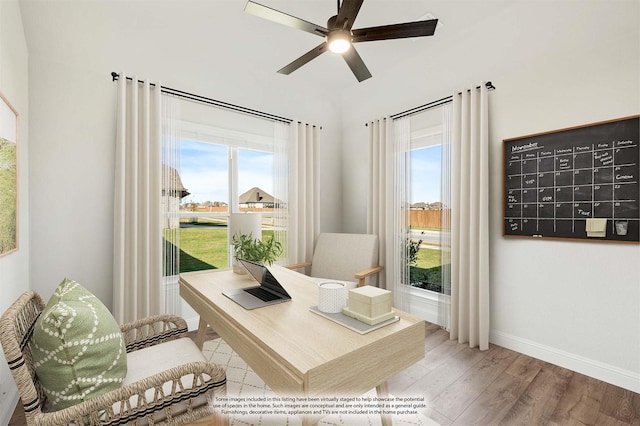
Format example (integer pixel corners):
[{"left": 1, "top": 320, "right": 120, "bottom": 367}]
[{"left": 503, "top": 116, "right": 639, "bottom": 243}]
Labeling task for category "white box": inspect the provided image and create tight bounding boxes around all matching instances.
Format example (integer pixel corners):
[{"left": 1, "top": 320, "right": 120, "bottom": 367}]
[{"left": 342, "top": 286, "right": 393, "bottom": 325}]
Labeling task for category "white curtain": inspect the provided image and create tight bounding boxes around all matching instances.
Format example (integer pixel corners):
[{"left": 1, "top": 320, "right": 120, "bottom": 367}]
[
  {"left": 367, "top": 119, "right": 391, "bottom": 289},
  {"left": 287, "top": 122, "right": 320, "bottom": 264},
  {"left": 450, "top": 84, "right": 490, "bottom": 350},
  {"left": 394, "top": 117, "right": 411, "bottom": 308},
  {"left": 273, "top": 122, "right": 290, "bottom": 262},
  {"left": 114, "top": 75, "right": 164, "bottom": 324},
  {"left": 439, "top": 103, "right": 453, "bottom": 328},
  {"left": 367, "top": 117, "right": 410, "bottom": 306},
  {"left": 161, "top": 95, "right": 181, "bottom": 316}
]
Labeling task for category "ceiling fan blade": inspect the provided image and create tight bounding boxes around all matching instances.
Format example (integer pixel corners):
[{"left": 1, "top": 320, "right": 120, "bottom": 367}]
[
  {"left": 335, "top": 0, "right": 364, "bottom": 30},
  {"left": 342, "top": 46, "right": 372, "bottom": 82},
  {"left": 352, "top": 19, "right": 438, "bottom": 43},
  {"left": 244, "top": 1, "right": 328, "bottom": 37},
  {"left": 278, "top": 43, "right": 329, "bottom": 75}
]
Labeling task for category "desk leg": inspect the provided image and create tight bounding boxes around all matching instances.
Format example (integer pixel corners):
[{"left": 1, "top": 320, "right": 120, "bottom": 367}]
[
  {"left": 195, "top": 317, "right": 208, "bottom": 350},
  {"left": 302, "top": 416, "right": 316, "bottom": 426},
  {"left": 376, "top": 381, "right": 392, "bottom": 426}
]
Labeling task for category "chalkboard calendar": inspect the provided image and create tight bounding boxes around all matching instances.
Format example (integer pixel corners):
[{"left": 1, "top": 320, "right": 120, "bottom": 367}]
[{"left": 503, "top": 115, "right": 639, "bottom": 243}]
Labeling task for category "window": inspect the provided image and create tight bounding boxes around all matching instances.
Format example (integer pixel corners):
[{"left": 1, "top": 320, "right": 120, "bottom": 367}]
[
  {"left": 405, "top": 107, "right": 451, "bottom": 326},
  {"left": 170, "top": 119, "right": 281, "bottom": 273},
  {"left": 176, "top": 139, "right": 230, "bottom": 272},
  {"left": 409, "top": 144, "right": 451, "bottom": 295}
]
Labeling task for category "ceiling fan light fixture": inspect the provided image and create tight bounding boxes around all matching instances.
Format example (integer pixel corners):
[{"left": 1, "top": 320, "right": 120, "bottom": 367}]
[
  {"left": 244, "top": 0, "right": 438, "bottom": 82},
  {"left": 328, "top": 30, "right": 352, "bottom": 54}
]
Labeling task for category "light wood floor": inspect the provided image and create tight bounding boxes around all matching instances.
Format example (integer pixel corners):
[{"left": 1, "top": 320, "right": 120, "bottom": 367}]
[
  {"left": 389, "top": 322, "right": 640, "bottom": 425},
  {"left": 10, "top": 322, "right": 640, "bottom": 425}
]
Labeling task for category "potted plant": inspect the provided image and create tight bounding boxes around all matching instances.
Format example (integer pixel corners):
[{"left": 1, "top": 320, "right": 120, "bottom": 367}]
[{"left": 231, "top": 232, "right": 283, "bottom": 273}]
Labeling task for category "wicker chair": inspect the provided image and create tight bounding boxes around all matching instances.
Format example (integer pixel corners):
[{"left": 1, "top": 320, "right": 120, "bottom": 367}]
[{"left": 0, "top": 291, "right": 228, "bottom": 426}]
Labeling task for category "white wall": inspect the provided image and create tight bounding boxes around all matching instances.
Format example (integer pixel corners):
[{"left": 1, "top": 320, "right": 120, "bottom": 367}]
[
  {"left": 14, "top": 0, "right": 640, "bottom": 404},
  {"left": 20, "top": 1, "right": 343, "bottom": 310},
  {"left": 340, "top": 1, "right": 640, "bottom": 392},
  {"left": 0, "top": 0, "right": 29, "bottom": 421}
]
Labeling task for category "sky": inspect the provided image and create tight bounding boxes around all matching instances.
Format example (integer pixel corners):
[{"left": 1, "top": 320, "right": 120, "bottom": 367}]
[
  {"left": 179, "top": 138, "right": 442, "bottom": 205},
  {"left": 411, "top": 144, "right": 442, "bottom": 204},
  {"left": 179, "top": 139, "right": 274, "bottom": 204}
]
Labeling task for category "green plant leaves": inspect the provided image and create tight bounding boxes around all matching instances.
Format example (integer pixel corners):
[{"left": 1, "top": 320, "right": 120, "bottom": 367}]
[{"left": 232, "top": 232, "right": 283, "bottom": 265}]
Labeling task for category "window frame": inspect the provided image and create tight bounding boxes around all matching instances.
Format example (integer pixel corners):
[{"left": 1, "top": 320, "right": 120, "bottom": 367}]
[
  {"left": 175, "top": 120, "right": 278, "bottom": 267},
  {"left": 178, "top": 118, "right": 276, "bottom": 213},
  {"left": 406, "top": 122, "right": 451, "bottom": 328}
]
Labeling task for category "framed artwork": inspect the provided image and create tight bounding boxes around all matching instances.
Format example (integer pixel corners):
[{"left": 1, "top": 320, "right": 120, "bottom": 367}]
[{"left": 0, "top": 92, "right": 18, "bottom": 256}]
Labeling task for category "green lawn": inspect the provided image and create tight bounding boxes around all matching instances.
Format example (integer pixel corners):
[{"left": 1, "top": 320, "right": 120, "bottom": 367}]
[
  {"left": 166, "top": 227, "right": 450, "bottom": 294},
  {"left": 415, "top": 247, "right": 444, "bottom": 269},
  {"left": 164, "top": 227, "right": 276, "bottom": 273},
  {"left": 411, "top": 247, "right": 451, "bottom": 294}
]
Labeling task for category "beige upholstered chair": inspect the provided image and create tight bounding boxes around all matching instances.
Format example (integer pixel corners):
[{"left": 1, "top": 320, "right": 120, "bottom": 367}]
[
  {"left": 286, "top": 233, "right": 384, "bottom": 287},
  {"left": 0, "top": 291, "right": 227, "bottom": 426}
]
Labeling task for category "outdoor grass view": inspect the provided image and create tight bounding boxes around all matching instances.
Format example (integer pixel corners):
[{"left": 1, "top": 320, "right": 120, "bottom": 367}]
[
  {"left": 408, "top": 226, "right": 451, "bottom": 294},
  {"left": 168, "top": 212, "right": 450, "bottom": 295},
  {"left": 164, "top": 138, "right": 281, "bottom": 273},
  {"left": 168, "top": 137, "right": 450, "bottom": 295},
  {"left": 164, "top": 218, "right": 277, "bottom": 273},
  {"left": 408, "top": 144, "right": 451, "bottom": 295}
]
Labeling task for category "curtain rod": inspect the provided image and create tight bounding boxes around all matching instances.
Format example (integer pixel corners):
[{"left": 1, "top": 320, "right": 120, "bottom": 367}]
[
  {"left": 111, "top": 72, "right": 293, "bottom": 124},
  {"left": 364, "top": 81, "right": 496, "bottom": 126},
  {"left": 390, "top": 81, "right": 495, "bottom": 121}
]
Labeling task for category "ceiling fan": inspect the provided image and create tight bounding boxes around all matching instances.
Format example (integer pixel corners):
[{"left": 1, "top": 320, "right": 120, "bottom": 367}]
[{"left": 244, "top": 0, "right": 438, "bottom": 82}]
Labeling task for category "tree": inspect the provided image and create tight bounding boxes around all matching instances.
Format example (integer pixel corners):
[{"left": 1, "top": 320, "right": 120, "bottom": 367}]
[{"left": 407, "top": 239, "right": 422, "bottom": 266}]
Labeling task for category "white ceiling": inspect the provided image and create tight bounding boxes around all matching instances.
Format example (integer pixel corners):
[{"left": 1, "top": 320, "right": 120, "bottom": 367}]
[{"left": 18, "top": 0, "right": 512, "bottom": 96}]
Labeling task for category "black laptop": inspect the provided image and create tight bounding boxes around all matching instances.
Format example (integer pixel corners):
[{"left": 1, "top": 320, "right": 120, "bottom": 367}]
[{"left": 222, "top": 259, "right": 292, "bottom": 309}]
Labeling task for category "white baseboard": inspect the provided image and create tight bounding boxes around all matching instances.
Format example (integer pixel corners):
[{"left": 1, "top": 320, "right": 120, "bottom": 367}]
[{"left": 490, "top": 330, "right": 640, "bottom": 393}]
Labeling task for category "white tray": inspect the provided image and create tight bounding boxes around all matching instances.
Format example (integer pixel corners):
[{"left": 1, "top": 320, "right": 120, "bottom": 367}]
[{"left": 309, "top": 306, "right": 400, "bottom": 334}]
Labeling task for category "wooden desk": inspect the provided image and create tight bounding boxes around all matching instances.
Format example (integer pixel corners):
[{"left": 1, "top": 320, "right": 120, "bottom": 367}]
[{"left": 179, "top": 266, "right": 425, "bottom": 425}]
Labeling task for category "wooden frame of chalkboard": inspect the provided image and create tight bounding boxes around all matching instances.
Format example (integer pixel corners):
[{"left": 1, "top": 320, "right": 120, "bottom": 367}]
[{"left": 503, "top": 115, "right": 639, "bottom": 243}]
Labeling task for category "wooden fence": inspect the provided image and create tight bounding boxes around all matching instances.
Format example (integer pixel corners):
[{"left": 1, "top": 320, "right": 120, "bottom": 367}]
[
  {"left": 183, "top": 205, "right": 449, "bottom": 230},
  {"left": 182, "top": 206, "right": 279, "bottom": 213},
  {"left": 410, "top": 209, "right": 450, "bottom": 230}
]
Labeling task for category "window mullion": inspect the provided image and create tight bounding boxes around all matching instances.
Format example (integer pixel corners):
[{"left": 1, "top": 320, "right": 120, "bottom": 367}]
[{"left": 230, "top": 146, "right": 238, "bottom": 213}]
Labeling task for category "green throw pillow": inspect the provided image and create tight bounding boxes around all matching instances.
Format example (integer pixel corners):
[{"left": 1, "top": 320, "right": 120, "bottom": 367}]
[{"left": 31, "top": 278, "right": 127, "bottom": 411}]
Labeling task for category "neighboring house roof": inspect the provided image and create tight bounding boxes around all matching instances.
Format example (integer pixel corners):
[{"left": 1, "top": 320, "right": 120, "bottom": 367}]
[
  {"left": 411, "top": 201, "right": 445, "bottom": 210},
  {"left": 163, "top": 165, "right": 190, "bottom": 198},
  {"left": 238, "top": 187, "right": 274, "bottom": 204}
]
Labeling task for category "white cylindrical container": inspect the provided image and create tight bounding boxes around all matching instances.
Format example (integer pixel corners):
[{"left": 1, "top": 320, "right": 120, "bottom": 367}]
[
  {"left": 318, "top": 281, "right": 347, "bottom": 314},
  {"left": 229, "top": 213, "right": 262, "bottom": 273}
]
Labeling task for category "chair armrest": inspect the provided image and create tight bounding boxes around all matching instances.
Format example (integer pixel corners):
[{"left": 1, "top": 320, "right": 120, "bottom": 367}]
[
  {"left": 120, "top": 314, "right": 188, "bottom": 352},
  {"left": 354, "top": 265, "right": 385, "bottom": 287},
  {"left": 35, "top": 361, "right": 226, "bottom": 426},
  {"left": 283, "top": 261, "right": 312, "bottom": 270}
]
